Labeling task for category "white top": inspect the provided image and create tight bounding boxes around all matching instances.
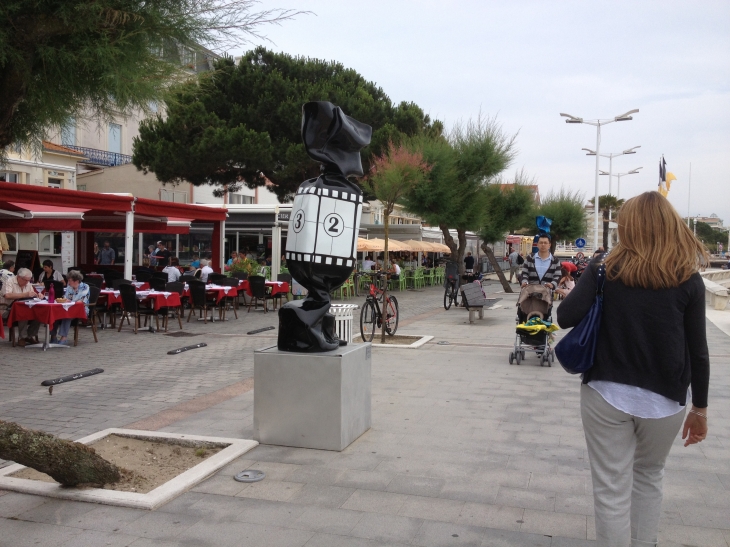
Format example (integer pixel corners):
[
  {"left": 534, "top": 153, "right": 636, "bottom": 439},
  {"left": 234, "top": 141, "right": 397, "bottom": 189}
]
[
  {"left": 200, "top": 265, "right": 214, "bottom": 282},
  {"left": 363, "top": 259, "right": 376, "bottom": 271},
  {"left": 162, "top": 265, "right": 181, "bottom": 283},
  {"left": 391, "top": 264, "right": 401, "bottom": 275},
  {"left": 588, "top": 381, "right": 684, "bottom": 419}
]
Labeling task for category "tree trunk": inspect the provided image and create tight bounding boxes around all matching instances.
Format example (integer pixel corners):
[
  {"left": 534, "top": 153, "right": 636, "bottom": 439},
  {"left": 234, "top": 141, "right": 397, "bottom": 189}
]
[
  {"left": 455, "top": 230, "right": 468, "bottom": 276},
  {"left": 381, "top": 213, "right": 389, "bottom": 344},
  {"left": 0, "top": 420, "right": 121, "bottom": 487},
  {"left": 481, "top": 243, "right": 513, "bottom": 293}
]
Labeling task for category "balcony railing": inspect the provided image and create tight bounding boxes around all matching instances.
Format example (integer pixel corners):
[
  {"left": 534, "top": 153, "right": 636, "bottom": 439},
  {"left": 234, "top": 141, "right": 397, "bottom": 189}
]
[{"left": 64, "top": 145, "right": 133, "bottom": 167}]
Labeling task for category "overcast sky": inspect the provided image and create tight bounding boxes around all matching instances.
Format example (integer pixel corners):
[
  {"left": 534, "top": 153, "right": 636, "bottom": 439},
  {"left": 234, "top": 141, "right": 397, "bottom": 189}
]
[{"left": 234, "top": 0, "right": 730, "bottom": 232}]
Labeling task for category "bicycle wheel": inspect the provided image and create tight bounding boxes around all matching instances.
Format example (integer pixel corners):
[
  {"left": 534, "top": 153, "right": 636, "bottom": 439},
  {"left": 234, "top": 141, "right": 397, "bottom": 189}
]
[
  {"left": 444, "top": 286, "right": 452, "bottom": 310},
  {"left": 359, "top": 300, "right": 377, "bottom": 342},
  {"left": 385, "top": 295, "right": 399, "bottom": 335}
]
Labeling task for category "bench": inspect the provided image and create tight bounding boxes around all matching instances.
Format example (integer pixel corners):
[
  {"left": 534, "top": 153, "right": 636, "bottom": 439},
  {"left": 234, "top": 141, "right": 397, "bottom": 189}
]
[{"left": 460, "top": 283, "right": 502, "bottom": 323}]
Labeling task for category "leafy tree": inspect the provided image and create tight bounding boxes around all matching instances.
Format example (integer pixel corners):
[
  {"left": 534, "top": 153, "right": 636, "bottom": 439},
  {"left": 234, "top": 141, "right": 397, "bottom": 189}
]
[
  {"left": 363, "top": 142, "right": 429, "bottom": 342},
  {"left": 588, "top": 194, "right": 624, "bottom": 251},
  {"left": 479, "top": 172, "right": 536, "bottom": 292},
  {"left": 689, "top": 220, "right": 726, "bottom": 254},
  {"left": 536, "top": 188, "right": 587, "bottom": 254},
  {"left": 0, "top": 0, "right": 303, "bottom": 152},
  {"left": 403, "top": 113, "right": 517, "bottom": 274},
  {"left": 133, "top": 48, "right": 440, "bottom": 200}
]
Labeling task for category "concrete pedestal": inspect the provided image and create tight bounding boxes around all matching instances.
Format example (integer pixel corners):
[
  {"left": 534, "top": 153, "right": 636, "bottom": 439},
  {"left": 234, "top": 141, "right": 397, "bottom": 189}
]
[{"left": 253, "top": 343, "right": 371, "bottom": 451}]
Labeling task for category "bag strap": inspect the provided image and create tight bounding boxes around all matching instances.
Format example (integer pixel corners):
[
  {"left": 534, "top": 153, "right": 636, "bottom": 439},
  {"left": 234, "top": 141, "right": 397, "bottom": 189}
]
[{"left": 595, "top": 257, "right": 607, "bottom": 296}]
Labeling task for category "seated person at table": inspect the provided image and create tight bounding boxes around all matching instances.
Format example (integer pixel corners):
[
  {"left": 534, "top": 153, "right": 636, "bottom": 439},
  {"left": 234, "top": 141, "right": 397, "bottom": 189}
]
[
  {"left": 189, "top": 254, "right": 201, "bottom": 269},
  {"left": 50, "top": 270, "right": 89, "bottom": 346},
  {"left": 38, "top": 259, "right": 66, "bottom": 286},
  {"left": 0, "top": 267, "right": 41, "bottom": 347},
  {"left": 0, "top": 259, "right": 15, "bottom": 285},
  {"left": 387, "top": 261, "right": 401, "bottom": 280},
  {"left": 362, "top": 255, "right": 376, "bottom": 271},
  {"left": 257, "top": 259, "right": 268, "bottom": 279},
  {"left": 163, "top": 257, "right": 181, "bottom": 282},
  {"left": 199, "top": 259, "right": 214, "bottom": 282}
]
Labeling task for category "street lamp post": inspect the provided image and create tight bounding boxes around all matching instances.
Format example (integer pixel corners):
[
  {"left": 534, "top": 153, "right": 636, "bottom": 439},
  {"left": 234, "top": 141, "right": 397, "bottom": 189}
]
[
  {"left": 560, "top": 109, "right": 639, "bottom": 252},
  {"left": 599, "top": 167, "right": 643, "bottom": 200},
  {"left": 583, "top": 146, "right": 640, "bottom": 199}
]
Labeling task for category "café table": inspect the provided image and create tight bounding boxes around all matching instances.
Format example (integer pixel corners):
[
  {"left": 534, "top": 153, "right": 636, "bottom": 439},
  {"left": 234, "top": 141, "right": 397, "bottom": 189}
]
[
  {"left": 238, "top": 280, "right": 290, "bottom": 298},
  {"left": 100, "top": 289, "right": 181, "bottom": 311},
  {"left": 6, "top": 300, "right": 87, "bottom": 350}
]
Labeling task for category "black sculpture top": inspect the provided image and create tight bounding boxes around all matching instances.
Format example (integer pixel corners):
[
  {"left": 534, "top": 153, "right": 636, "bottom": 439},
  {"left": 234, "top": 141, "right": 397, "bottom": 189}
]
[{"left": 302, "top": 102, "right": 372, "bottom": 177}]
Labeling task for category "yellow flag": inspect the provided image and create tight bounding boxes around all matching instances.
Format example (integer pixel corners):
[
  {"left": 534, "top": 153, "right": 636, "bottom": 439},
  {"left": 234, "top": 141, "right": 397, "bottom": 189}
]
[{"left": 665, "top": 172, "right": 677, "bottom": 191}]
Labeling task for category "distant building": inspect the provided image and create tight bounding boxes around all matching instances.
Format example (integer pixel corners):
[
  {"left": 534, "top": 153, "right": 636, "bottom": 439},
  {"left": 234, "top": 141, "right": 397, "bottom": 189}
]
[{"left": 691, "top": 214, "right": 724, "bottom": 230}]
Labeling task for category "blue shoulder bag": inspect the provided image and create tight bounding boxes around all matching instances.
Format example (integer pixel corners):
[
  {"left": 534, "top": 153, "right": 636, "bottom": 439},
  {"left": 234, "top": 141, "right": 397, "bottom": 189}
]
[{"left": 555, "top": 262, "right": 606, "bottom": 374}]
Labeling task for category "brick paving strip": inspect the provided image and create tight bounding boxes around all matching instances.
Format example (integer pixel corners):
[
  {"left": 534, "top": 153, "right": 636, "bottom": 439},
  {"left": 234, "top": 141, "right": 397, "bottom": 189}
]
[{"left": 124, "top": 378, "right": 254, "bottom": 431}]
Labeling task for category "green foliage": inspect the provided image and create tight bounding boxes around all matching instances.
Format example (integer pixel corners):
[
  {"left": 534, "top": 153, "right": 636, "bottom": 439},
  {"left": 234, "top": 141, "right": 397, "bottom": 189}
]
[
  {"left": 689, "top": 220, "right": 726, "bottom": 253},
  {"left": 133, "top": 48, "right": 440, "bottom": 201},
  {"left": 227, "top": 257, "right": 258, "bottom": 276},
  {"left": 0, "top": 0, "right": 302, "bottom": 150},
  {"left": 536, "top": 188, "right": 587, "bottom": 244},
  {"left": 479, "top": 171, "right": 536, "bottom": 244},
  {"left": 403, "top": 113, "right": 517, "bottom": 271}
]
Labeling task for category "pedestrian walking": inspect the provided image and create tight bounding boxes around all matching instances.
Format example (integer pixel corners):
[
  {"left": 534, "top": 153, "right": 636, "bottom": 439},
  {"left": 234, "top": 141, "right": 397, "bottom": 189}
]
[
  {"left": 557, "top": 192, "right": 710, "bottom": 547},
  {"left": 507, "top": 248, "right": 521, "bottom": 283}
]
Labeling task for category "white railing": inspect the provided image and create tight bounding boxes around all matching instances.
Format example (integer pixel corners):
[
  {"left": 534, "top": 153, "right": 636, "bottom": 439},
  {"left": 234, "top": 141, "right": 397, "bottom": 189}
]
[{"left": 330, "top": 304, "right": 359, "bottom": 344}]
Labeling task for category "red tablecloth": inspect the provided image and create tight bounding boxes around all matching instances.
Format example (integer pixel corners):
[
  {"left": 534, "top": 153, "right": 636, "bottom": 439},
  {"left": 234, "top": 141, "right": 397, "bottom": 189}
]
[
  {"left": 238, "top": 280, "right": 289, "bottom": 297},
  {"left": 100, "top": 290, "right": 182, "bottom": 311},
  {"left": 7, "top": 301, "right": 87, "bottom": 327}
]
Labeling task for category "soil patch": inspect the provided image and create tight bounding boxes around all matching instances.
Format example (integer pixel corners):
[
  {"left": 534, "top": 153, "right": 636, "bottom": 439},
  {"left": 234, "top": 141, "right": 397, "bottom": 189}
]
[
  {"left": 11, "top": 434, "right": 224, "bottom": 493},
  {"left": 353, "top": 335, "right": 424, "bottom": 345}
]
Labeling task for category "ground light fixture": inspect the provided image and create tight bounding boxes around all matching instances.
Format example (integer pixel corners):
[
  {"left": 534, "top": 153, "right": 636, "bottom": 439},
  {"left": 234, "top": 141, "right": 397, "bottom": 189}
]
[{"left": 560, "top": 110, "right": 639, "bottom": 251}]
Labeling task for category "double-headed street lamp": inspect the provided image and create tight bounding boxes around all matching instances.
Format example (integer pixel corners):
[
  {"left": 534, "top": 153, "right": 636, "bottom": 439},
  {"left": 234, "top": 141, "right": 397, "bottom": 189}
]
[
  {"left": 599, "top": 167, "right": 643, "bottom": 200},
  {"left": 560, "top": 109, "right": 639, "bottom": 251},
  {"left": 583, "top": 146, "right": 640, "bottom": 198}
]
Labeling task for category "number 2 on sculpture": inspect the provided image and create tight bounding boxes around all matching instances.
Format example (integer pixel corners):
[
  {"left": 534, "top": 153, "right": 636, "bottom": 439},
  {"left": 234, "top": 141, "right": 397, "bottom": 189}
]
[{"left": 323, "top": 213, "right": 344, "bottom": 236}]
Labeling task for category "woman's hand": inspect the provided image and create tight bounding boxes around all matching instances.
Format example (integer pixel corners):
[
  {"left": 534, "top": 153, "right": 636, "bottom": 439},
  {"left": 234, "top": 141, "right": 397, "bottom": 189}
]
[{"left": 682, "top": 407, "right": 708, "bottom": 447}]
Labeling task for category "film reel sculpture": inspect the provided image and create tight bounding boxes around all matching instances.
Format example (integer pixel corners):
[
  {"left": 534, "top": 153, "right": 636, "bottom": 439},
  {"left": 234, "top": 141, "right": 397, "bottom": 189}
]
[{"left": 278, "top": 102, "right": 372, "bottom": 352}]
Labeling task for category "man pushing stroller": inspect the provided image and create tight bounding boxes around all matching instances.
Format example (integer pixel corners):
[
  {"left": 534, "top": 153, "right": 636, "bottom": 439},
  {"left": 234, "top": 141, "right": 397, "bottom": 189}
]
[{"left": 519, "top": 233, "right": 560, "bottom": 290}]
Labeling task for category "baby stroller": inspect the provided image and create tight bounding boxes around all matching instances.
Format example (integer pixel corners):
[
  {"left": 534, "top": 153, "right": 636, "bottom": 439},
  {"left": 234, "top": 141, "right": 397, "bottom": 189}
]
[{"left": 509, "top": 284, "right": 555, "bottom": 367}]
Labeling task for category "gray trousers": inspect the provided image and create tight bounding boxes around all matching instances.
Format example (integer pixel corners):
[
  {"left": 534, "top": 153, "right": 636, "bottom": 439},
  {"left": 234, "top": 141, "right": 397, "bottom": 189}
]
[{"left": 580, "top": 384, "right": 685, "bottom": 547}]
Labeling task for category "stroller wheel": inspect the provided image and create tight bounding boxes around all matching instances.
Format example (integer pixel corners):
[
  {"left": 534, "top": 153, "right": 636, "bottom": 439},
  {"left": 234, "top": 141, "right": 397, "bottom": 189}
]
[
  {"left": 509, "top": 352, "right": 514, "bottom": 365},
  {"left": 515, "top": 351, "right": 521, "bottom": 365}
]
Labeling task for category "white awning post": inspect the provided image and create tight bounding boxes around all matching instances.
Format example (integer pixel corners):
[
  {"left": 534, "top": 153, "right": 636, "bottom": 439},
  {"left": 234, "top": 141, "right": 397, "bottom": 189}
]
[
  {"left": 218, "top": 220, "right": 226, "bottom": 271},
  {"left": 272, "top": 224, "right": 282, "bottom": 280},
  {"left": 124, "top": 211, "right": 134, "bottom": 280},
  {"left": 175, "top": 234, "right": 180, "bottom": 258},
  {"left": 138, "top": 233, "right": 143, "bottom": 266}
]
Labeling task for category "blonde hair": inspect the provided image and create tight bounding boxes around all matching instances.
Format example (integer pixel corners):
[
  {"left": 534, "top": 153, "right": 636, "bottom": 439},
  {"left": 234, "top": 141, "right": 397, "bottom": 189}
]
[{"left": 605, "top": 192, "right": 709, "bottom": 289}]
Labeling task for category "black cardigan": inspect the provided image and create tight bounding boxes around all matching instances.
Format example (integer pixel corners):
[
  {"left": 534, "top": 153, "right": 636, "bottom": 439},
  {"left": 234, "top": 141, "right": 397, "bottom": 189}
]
[{"left": 556, "top": 259, "right": 709, "bottom": 407}]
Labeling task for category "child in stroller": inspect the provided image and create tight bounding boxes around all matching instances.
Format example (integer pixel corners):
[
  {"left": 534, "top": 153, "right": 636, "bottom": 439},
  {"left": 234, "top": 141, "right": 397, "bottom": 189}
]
[{"left": 509, "top": 284, "right": 556, "bottom": 366}]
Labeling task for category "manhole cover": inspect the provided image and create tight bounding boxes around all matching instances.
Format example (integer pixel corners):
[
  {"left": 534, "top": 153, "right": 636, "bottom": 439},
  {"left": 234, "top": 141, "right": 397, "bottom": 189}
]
[
  {"left": 164, "top": 332, "right": 203, "bottom": 337},
  {"left": 234, "top": 470, "right": 266, "bottom": 483},
  {"left": 437, "top": 341, "right": 451, "bottom": 345}
]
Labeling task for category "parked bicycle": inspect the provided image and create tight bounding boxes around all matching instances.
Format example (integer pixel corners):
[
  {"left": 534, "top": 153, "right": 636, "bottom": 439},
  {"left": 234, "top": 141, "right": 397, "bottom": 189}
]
[
  {"left": 443, "top": 261, "right": 460, "bottom": 310},
  {"left": 359, "top": 272, "right": 399, "bottom": 342}
]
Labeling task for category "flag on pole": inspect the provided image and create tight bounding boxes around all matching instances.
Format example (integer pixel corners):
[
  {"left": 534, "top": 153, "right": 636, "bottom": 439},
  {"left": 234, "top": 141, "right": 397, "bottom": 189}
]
[{"left": 658, "top": 156, "right": 675, "bottom": 197}]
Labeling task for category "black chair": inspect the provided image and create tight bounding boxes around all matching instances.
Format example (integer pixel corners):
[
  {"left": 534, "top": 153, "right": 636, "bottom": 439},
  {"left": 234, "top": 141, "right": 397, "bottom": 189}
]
[
  {"left": 270, "top": 273, "right": 292, "bottom": 310},
  {"left": 230, "top": 271, "right": 248, "bottom": 281},
  {"left": 217, "top": 277, "right": 239, "bottom": 320},
  {"left": 152, "top": 272, "right": 168, "bottom": 283},
  {"left": 134, "top": 270, "right": 153, "bottom": 282},
  {"left": 208, "top": 273, "right": 227, "bottom": 285},
  {"left": 193, "top": 269, "right": 202, "bottom": 279},
  {"left": 103, "top": 270, "right": 123, "bottom": 285},
  {"left": 164, "top": 282, "right": 185, "bottom": 331},
  {"left": 187, "top": 280, "right": 219, "bottom": 323},
  {"left": 149, "top": 278, "right": 166, "bottom": 292},
  {"left": 111, "top": 278, "right": 132, "bottom": 290},
  {"left": 84, "top": 276, "right": 103, "bottom": 289},
  {"left": 247, "top": 275, "right": 270, "bottom": 313},
  {"left": 72, "top": 285, "right": 100, "bottom": 345},
  {"left": 118, "top": 284, "right": 159, "bottom": 333}
]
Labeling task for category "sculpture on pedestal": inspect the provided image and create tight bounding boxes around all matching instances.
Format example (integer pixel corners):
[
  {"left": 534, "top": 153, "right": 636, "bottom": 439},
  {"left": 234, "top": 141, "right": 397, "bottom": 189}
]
[{"left": 278, "top": 102, "right": 372, "bottom": 352}]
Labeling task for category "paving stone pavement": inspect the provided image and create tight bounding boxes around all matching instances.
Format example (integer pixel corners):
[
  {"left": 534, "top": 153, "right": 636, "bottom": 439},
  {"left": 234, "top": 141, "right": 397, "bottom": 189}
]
[{"left": 1, "top": 281, "right": 728, "bottom": 546}]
